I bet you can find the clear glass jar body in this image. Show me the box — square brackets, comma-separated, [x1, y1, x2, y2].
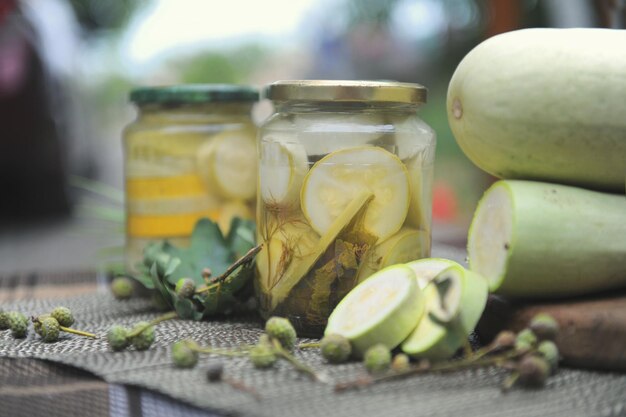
[256, 101, 436, 336]
[123, 102, 257, 271]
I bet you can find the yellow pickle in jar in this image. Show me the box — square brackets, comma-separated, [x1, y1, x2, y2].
[123, 84, 259, 271]
[256, 80, 436, 336]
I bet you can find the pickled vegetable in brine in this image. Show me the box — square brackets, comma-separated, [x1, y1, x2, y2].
[256, 136, 433, 336]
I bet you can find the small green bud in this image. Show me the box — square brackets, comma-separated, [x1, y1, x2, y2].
[172, 340, 199, 368]
[130, 322, 155, 351]
[33, 314, 51, 336]
[391, 353, 411, 372]
[518, 355, 550, 388]
[0, 310, 10, 330]
[515, 329, 537, 350]
[529, 313, 559, 341]
[265, 316, 297, 351]
[537, 340, 559, 373]
[492, 330, 516, 349]
[39, 317, 60, 343]
[258, 334, 272, 346]
[249, 343, 277, 369]
[111, 277, 134, 300]
[320, 334, 352, 364]
[8, 312, 28, 338]
[206, 363, 224, 382]
[363, 344, 392, 374]
[51, 306, 74, 327]
[175, 278, 196, 299]
[107, 325, 130, 351]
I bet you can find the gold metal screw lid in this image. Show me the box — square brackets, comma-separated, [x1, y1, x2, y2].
[265, 80, 427, 104]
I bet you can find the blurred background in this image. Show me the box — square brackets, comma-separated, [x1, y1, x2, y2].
[0, 0, 623, 274]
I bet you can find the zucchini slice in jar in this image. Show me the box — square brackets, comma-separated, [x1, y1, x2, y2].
[196, 129, 257, 200]
[300, 146, 410, 241]
[357, 228, 427, 283]
[259, 135, 309, 207]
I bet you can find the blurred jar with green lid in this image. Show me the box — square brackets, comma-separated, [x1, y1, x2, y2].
[123, 84, 259, 271]
[256, 80, 436, 336]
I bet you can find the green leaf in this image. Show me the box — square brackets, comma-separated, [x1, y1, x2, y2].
[173, 297, 203, 320]
[227, 218, 256, 257]
[129, 217, 258, 320]
[222, 262, 255, 294]
[187, 219, 233, 280]
[164, 257, 182, 278]
[150, 263, 173, 305]
[132, 263, 155, 289]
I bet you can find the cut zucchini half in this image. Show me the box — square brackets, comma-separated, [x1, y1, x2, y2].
[401, 264, 489, 360]
[301, 146, 410, 241]
[405, 258, 461, 289]
[197, 129, 257, 201]
[259, 135, 309, 206]
[325, 264, 425, 357]
[399, 283, 447, 357]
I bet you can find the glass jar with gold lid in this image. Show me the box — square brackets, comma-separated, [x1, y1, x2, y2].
[256, 80, 436, 336]
[124, 84, 259, 271]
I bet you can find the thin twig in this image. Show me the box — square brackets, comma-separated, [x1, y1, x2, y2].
[127, 311, 178, 338]
[223, 377, 262, 401]
[272, 339, 327, 383]
[335, 349, 528, 392]
[196, 245, 262, 294]
[60, 326, 98, 339]
[297, 342, 321, 349]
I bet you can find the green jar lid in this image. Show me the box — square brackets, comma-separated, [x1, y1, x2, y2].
[129, 84, 259, 105]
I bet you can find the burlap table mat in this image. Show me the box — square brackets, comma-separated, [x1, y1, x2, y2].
[1, 284, 625, 417]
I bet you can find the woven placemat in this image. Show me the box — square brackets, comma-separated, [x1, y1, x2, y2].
[1, 292, 625, 417]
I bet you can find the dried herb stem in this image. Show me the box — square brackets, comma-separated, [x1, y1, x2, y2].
[297, 342, 321, 349]
[501, 371, 520, 392]
[59, 326, 98, 339]
[223, 376, 261, 401]
[196, 245, 262, 294]
[272, 340, 327, 383]
[192, 345, 253, 357]
[127, 311, 178, 338]
[335, 348, 529, 392]
[467, 340, 507, 361]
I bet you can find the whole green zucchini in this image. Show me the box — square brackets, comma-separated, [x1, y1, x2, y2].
[468, 180, 626, 298]
[447, 28, 626, 192]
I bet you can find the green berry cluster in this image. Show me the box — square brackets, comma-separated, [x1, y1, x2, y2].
[2, 311, 29, 339]
[172, 339, 200, 368]
[175, 278, 196, 299]
[168, 316, 321, 382]
[106, 311, 177, 352]
[319, 334, 352, 364]
[496, 312, 561, 390]
[32, 306, 95, 343]
[249, 342, 277, 368]
[0, 310, 11, 331]
[107, 325, 130, 351]
[111, 277, 134, 300]
[51, 306, 75, 327]
[107, 321, 156, 351]
[364, 344, 392, 374]
[265, 317, 297, 351]
[1, 306, 95, 342]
